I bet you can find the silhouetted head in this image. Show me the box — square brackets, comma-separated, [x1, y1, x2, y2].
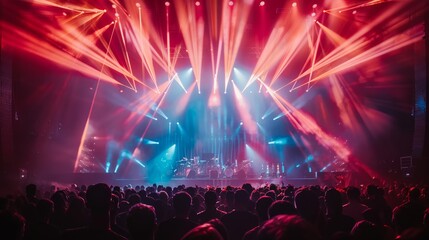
[181, 223, 223, 240]
[204, 190, 218, 207]
[173, 191, 192, 217]
[25, 184, 37, 198]
[294, 188, 320, 223]
[127, 203, 157, 240]
[346, 186, 361, 201]
[86, 183, 112, 215]
[234, 189, 250, 210]
[325, 188, 343, 215]
[128, 193, 141, 207]
[256, 196, 274, 221]
[268, 200, 297, 219]
[409, 187, 421, 202]
[351, 220, 382, 240]
[207, 219, 228, 240]
[258, 214, 321, 240]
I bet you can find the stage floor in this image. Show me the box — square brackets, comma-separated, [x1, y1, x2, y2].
[44, 172, 320, 188]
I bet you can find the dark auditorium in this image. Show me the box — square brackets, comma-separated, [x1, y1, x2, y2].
[1, 0, 429, 239]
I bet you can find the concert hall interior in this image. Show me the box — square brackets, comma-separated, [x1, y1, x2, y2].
[1, 0, 428, 187]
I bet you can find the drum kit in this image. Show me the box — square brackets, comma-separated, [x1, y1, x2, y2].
[174, 157, 252, 178]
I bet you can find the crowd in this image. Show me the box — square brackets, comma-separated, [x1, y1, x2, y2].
[0, 181, 429, 240]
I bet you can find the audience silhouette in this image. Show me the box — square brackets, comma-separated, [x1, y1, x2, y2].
[1, 181, 428, 240]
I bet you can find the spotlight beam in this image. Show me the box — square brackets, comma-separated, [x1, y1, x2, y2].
[175, 0, 204, 91]
[222, 0, 254, 92]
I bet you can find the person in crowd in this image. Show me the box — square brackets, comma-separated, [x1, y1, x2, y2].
[294, 186, 324, 234]
[196, 190, 226, 224]
[342, 186, 369, 221]
[0, 210, 26, 240]
[218, 190, 234, 213]
[243, 196, 273, 240]
[351, 220, 383, 240]
[25, 184, 38, 205]
[364, 185, 392, 226]
[221, 189, 258, 240]
[324, 188, 356, 237]
[64, 196, 88, 229]
[62, 183, 127, 240]
[156, 191, 197, 240]
[24, 198, 60, 240]
[393, 187, 425, 234]
[115, 193, 141, 232]
[50, 190, 67, 230]
[257, 214, 321, 240]
[126, 203, 157, 240]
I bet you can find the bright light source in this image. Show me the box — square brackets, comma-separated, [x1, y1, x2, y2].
[259, 1, 265, 6]
[240, 122, 243, 125]
[165, 1, 170, 6]
[312, 4, 317, 8]
[136, 3, 141, 8]
[176, 122, 179, 125]
[195, 1, 200, 6]
[292, 2, 297, 7]
[352, 10, 357, 14]
[229, 1, 234, 6]
[115, 13, 119, 17]
[112, 4, 116, 8]
[311, 12, 316, 17]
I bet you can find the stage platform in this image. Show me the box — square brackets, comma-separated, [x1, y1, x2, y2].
[42, 173, 325, 188]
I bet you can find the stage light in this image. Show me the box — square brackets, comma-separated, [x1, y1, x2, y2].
[165, 1, 170, 7]
[229, 1, 234, 6]
[240, 122, 243, 125]
[259, 1, 265, 6]
[195, 1, 200, 6]
[312, 4, 317, 9]
[115, 13, 119, 18]
[292, 2, 297, 7]
[352, 10, 357, 14]
[311, 12, 316, 17]
[112, 4, 116, 8]
[136, 3, 141, 8]
[105, 162, 110, 173]
[176, 122, 179, 125]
